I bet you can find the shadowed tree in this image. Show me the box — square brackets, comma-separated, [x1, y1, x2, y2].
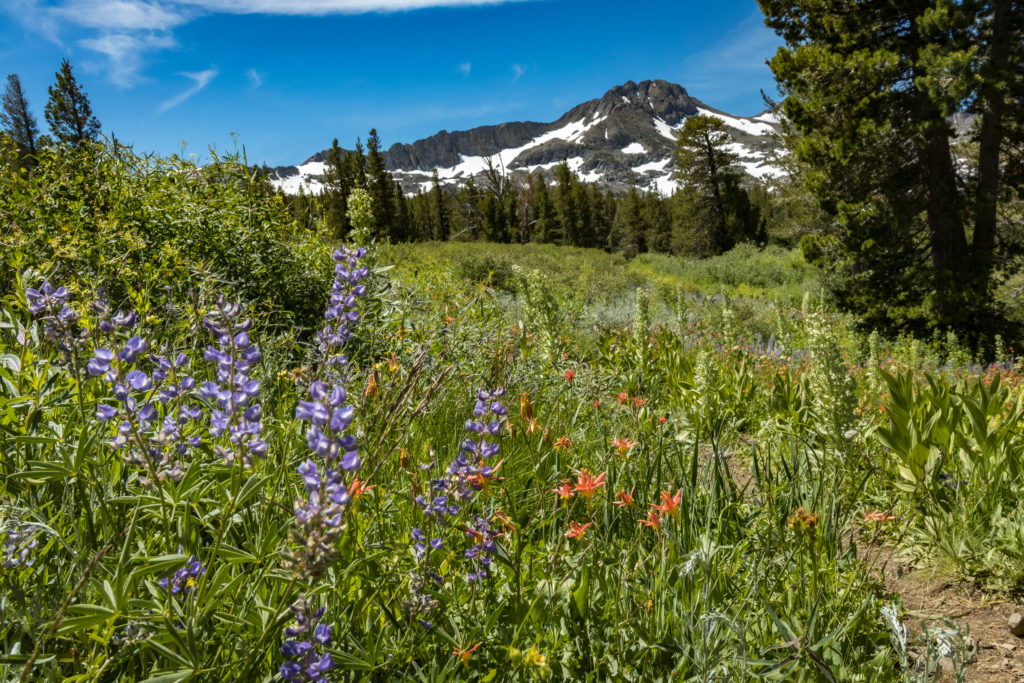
[760, 0, 1024, 336]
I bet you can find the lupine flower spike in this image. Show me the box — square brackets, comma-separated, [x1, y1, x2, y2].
[200, 296, 266, 468]
[280, 596, 334, 682]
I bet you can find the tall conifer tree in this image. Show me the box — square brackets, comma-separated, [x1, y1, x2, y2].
[760, 0, 1024, 334]
[1, 74, 39, 158]
[44, 59, 101, 146]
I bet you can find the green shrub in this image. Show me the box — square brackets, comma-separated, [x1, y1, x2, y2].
[0, 140, 332, 331]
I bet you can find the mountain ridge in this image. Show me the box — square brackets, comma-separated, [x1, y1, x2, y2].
[269, 79, 785, 197]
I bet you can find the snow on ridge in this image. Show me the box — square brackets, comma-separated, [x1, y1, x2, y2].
[520, 157, 584, 174]
[621, 142, 646, 155]
[735, 159, 787, 180]
[633, 158, 670, 174]
[753, 111, 780, 125]
[274, 174, 324, 195]
[298, 160, 326, 176]
[695, 107, 776, 136]
[430, 116, 606, 181]
[653, 117, 679, 140]
[651, 174, 679, 197]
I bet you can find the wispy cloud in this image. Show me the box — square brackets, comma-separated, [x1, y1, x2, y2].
[677, 10, 782, 109]
[3, 0, 536, 86]
[458, 61, 471, 76]
[511, 63, 524, 82]
[176, 0, 532, 14]
[54, 0, 187, 30]
[157, 68, 218, 113]
[246, 68, 264, 88]
[78, 32, 176, 87]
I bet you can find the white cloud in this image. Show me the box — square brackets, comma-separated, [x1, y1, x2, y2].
[175, 0, 530, 13]
[511, 63, 524, 82]
[458, 61, 471, 76]
[54, 0, 186, 30]
[78, 32, 176, 87]
[4, 0, 535, 86]
[157, 68, 218, 113]
[246, 68, 263, 87]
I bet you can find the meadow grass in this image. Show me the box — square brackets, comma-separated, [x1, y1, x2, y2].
[3, 228, 1021, 681]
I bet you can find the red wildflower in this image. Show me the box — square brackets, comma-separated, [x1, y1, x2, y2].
[639, 510, 661, 528]
[348, 477, 375, 499]
[554, 481, 574, 500]
[650, 489, 682, 517]
[573, 469, 606, 498]
[565, 520, 593, 538]
[610, 437, 637, 456]
[453, 642, 482, 666]
[612, 488, 635, 508]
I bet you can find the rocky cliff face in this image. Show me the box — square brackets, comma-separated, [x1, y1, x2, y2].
[269, 80, 785, 197]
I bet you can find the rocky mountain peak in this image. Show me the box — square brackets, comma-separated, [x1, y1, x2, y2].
[269, 80, 785, 197]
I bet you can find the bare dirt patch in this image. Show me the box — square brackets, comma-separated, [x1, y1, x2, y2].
[863, 545, 1024, 681]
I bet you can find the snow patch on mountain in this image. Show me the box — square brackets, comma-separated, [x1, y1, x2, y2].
[268, 80, 787, 199]
[695, 107, 776, 136]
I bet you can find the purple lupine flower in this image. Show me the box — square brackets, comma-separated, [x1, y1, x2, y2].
[283, 465, 352, 580]
[24, 281, 86, 349]
[158, 554, 205, 596]
[85, 316, 201, 486]
[280, 596, 335, 683]
[284, 247, 373, 583]
[2, 522, 41, 569]
[414, 387, 507, 582]
[200, 296, 265, 469]
[315, 247, 370, 360]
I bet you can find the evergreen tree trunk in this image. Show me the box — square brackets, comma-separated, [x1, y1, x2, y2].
[973, 0, 1013, 280]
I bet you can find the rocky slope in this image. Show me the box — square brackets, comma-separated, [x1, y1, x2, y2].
[269, 79, 785, 197]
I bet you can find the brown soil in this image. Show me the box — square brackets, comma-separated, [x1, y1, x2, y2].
[862, 545, 1024, 682]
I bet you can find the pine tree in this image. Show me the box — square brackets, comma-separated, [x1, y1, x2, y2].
[553, 160, 580, 246]
[44, 59, 101, 146]
[613, 181, 645, 256]
[673, 114, 742, 254]
[322, 139, 351, 237]
[1, 74, 39, 158]
[760, 0, 1024, 335]
[365, 129, 396, 241]
[430, 169, 450, 241]
[531, 172, 556, 244]
[642, 191, 673, 254]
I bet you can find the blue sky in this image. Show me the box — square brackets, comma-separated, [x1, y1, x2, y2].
[0, 0, 783, 166]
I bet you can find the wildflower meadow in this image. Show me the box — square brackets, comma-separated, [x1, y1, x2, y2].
[3, 146, 1024, 681]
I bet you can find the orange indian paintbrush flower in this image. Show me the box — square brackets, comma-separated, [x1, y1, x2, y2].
[572, 469, 606, 498]
[347, 477, 375, 499]
[553, 481, 575, 500]
[650, 489, 682, 517]
[639, 509, 661, 528]
[610, 437, 637, 456]
[565, 520, 593, 538]
[452, 642, 482, 666]
[612, 488, 635, 508]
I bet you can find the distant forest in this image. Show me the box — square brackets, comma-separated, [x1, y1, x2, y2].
[270, 124, 784, 260]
